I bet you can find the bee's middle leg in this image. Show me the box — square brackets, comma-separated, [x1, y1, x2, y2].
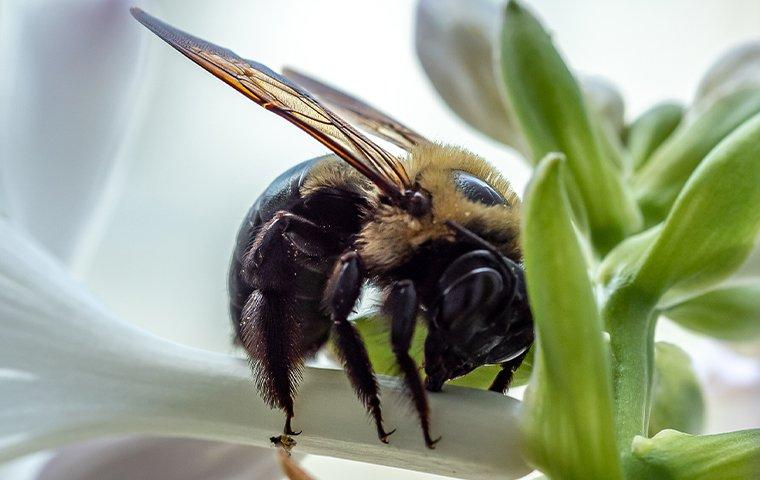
[324, 251, 395, 443]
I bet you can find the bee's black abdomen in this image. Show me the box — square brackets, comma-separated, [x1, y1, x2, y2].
[228, 157, 319, 330]
[228, 154, 367, 348]
[227, 154, 372, 431]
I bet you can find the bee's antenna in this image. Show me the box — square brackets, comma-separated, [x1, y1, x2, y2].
[444, 220, 521, 281]
[444, 220, 499, 255]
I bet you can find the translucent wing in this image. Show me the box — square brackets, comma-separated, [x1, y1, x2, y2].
[283, 68, 428, 151]
[131, 8, 411, 199]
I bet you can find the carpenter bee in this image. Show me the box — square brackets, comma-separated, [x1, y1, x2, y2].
[131, 8, 534, 449]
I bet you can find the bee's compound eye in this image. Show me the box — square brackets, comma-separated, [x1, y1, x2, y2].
[452, 170, 507, 206]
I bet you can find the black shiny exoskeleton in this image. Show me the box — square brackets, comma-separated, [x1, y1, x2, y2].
[131, 8, 534, 450]
[228, 155, 533, 447]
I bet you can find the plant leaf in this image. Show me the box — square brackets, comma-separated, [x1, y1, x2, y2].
[691, 41, 760, 117]
[661, 281, 760, 341]
[627, 102, 685, 171]
[648, 343, 705, 436]
[500, 0, 640, 252]
[632, 429, 760, 480]
[631, 111, 760, 299]
[521, 154, 621, 479]
[634, 88, 760, 225]
[352, 316, 532, 390]
[597, 225, 662, 288]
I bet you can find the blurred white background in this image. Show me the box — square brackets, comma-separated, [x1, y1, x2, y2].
[87, 0, 760, 352]
[1, 0, 759, 479]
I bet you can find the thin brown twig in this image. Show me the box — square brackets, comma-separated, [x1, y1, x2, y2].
[277, 448, 318, 480]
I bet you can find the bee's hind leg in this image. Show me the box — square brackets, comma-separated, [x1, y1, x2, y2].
[384, 280, 440, 449]
[239, 211, 336, 437]
[240, 289, 304, 436]
[324, 251, 395, 444]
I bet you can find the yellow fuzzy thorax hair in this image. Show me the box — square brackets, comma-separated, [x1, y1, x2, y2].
[356, 143, 522, 273]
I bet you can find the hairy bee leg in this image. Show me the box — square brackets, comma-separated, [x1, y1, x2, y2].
[245, 212, 330, 273]
[385, 280, 441, 449]
[240, 290, 303, 436]
[325, 251, 395, 444]
[488, 348, 531, 394]
[239, 211, 337, 437]
[488, 368, 512, 394]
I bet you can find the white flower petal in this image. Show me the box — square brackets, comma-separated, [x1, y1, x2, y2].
[704, 40, 760, 317]
[0, 452, 53, 480]
[0, 220, 530, 480]
[34, 437, 285, 480]
[581, 76, 626, 135]
[691, 41, 760, 118]
[734, 238, 760, 279]
[0, 0, 149, 268]
[415, 0, 529, 155]
[414, 0, 625, 156]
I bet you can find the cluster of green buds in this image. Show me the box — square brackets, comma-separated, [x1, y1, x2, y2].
[404, 0, 760, 478]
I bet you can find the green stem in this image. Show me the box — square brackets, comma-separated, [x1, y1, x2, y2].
[604, 286, 657, 475]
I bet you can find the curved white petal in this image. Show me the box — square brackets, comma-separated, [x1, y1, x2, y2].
[691, 41, 760, 118]
[415, 0, 528, 154]
[0, 452, 53, 480]
[34, 437, 285, 480]
[415, 0, 625, 156]
[734, 238, 760, 279]
[0, 0, 150, 268]
[0, 220, 530, 480]
[581, 76, 626, 136]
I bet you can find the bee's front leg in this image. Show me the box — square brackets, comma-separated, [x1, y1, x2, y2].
[324, 251, 395, 444]
[385, 280, 441, 449]
[489, 344, 531, 394]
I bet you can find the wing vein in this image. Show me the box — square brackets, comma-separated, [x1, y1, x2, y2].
[131, 7, 412, 201]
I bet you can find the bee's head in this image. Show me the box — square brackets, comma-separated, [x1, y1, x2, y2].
[356, 143, 524, 274]
[423, 249, 533, 391]
[406, 142, 523, 259]
[399, 188, 431, 218]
